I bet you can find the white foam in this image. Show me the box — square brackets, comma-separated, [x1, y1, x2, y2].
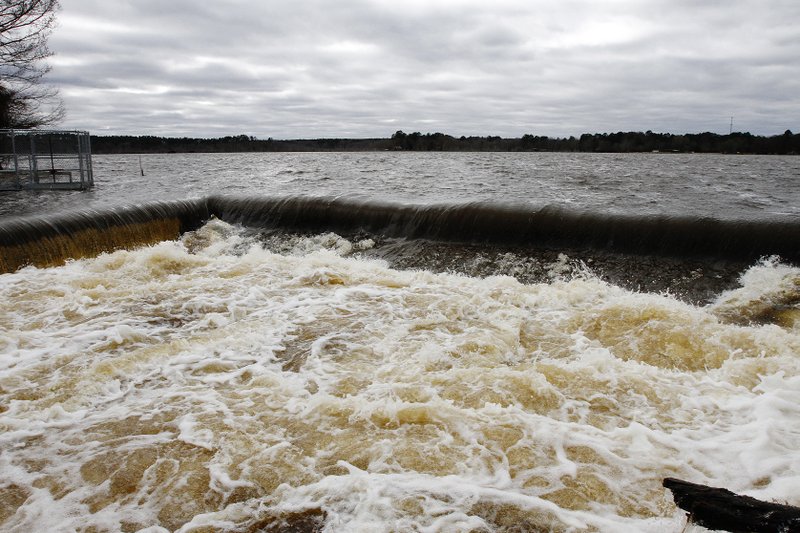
[1, 224, 798, 530]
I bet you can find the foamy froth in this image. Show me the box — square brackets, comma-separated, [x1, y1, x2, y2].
[1, 220, 798, 532]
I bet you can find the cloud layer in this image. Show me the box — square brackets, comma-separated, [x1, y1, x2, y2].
[48, 0, 800, 138]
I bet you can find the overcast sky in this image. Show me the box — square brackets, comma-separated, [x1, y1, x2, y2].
[48, 0, 799, 139]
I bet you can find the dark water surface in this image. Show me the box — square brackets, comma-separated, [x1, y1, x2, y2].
[1, 151, 798, 220]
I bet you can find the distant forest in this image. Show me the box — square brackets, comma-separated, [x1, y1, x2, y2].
[90, 130, 800, 155]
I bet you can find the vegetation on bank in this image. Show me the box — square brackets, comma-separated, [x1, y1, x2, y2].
[90, 130, 800, 154]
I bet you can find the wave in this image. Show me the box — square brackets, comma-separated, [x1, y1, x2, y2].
[209, 195, 800, 260]
[0, 199, 208, 273]
[1, 194, 798, 273]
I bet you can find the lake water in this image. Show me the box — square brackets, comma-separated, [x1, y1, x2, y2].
[0, 152, 799, 532]
[1, 151, 798, 220]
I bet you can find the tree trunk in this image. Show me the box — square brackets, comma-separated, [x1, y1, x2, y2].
[663, 477, 800, 532]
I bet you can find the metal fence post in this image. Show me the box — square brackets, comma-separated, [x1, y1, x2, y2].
[29, 133, 37, 185]
[77, 133, 84, 186]
[10, 130, 19, 188]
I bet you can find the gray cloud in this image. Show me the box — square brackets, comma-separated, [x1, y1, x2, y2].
[48, 0, 800, 138]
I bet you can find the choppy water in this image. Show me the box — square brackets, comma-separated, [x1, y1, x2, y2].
[0, 152, 799, 531]
[0, 152, 798, 220]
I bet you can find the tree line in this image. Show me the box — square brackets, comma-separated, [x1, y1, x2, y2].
[89, 135, 388, 154]
[89, 130, 800, 154]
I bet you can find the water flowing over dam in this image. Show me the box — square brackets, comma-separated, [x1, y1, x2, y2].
[1, 152, 798, 532]
[2, 195, 798, 274]
[0, 199, 208, 273]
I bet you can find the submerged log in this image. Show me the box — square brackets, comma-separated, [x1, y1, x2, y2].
[663, 477, 800, 532]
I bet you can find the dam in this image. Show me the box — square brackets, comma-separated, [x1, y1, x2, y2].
[1, 152, 798, 531]
[2, 195, 799, 275]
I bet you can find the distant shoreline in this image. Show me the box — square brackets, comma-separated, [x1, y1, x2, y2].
[89, 130, 799, 155]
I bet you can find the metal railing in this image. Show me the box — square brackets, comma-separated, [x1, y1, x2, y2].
[0, 129, 94, 191]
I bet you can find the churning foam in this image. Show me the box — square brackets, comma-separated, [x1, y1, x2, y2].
[1, 220, 798, 532]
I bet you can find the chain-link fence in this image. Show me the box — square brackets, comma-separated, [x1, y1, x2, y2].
[0, 129, 94, 190]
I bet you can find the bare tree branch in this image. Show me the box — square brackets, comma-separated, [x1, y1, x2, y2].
[0, 0, 63, 128]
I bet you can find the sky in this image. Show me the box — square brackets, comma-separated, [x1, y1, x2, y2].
[47, 0, 800, 139]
